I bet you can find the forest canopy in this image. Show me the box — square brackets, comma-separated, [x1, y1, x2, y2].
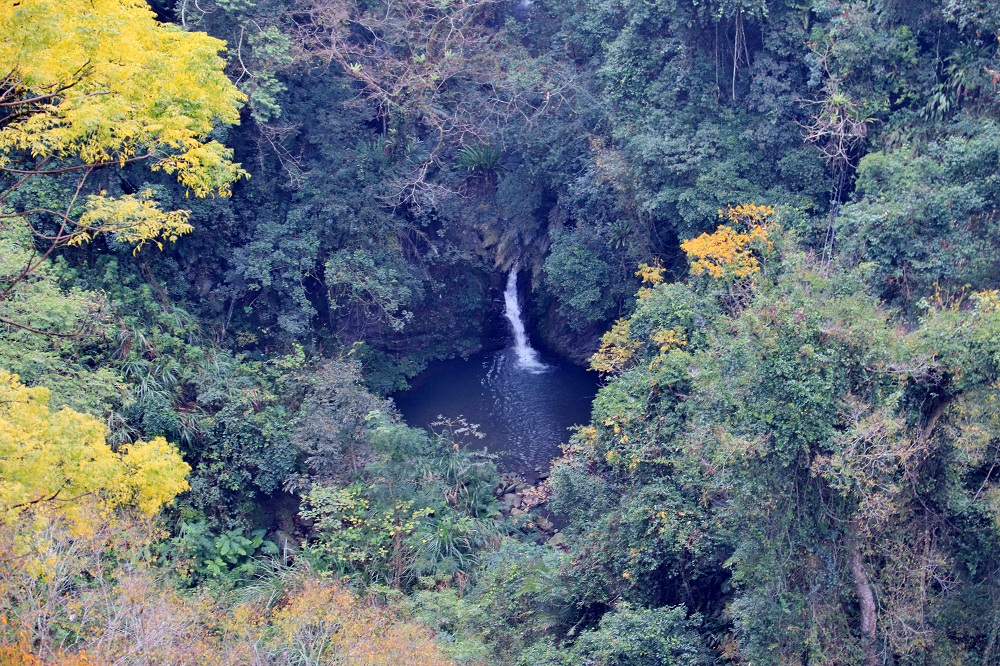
[3, 0, 1000, 664]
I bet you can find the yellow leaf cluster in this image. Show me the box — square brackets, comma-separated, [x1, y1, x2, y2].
[974, 289, 1000, 313]
[0, 0, 245, 180]
[635, 261, 666, 285]
[590, 318, 642, 375]
[0, 369, 190, 523]
[635, 261, 666, 300]
[650, 327, 687, 352]
[681, 204, 775, 280]
[646, 327, 688, 372]
[74, 189, 193, 252]
[720, 202, 775, 227]
[0, 642, 97, 666]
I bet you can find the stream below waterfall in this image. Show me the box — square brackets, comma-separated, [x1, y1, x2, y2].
[393, 270, 598, 477]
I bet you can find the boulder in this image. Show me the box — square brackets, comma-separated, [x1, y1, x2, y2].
[502, 493, 521, 508]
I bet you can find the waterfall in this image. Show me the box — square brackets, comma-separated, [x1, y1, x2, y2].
[504, 267, 547, 372]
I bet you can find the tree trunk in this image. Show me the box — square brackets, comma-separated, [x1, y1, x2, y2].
[848, 520, 878, 666]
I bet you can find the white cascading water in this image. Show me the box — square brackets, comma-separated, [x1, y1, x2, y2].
[504, 267, 547, 372]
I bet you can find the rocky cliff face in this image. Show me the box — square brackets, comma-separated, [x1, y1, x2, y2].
[533, 298, 602, 367]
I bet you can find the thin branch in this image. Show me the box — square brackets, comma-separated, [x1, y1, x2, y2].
[0, 152, 154, 175]
[0, 313, 97, 338]
[0, 167, 92, 302]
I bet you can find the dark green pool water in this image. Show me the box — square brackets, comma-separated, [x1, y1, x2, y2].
[393, 347, 598, 475]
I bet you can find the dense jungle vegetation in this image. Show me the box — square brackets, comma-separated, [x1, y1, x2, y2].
[3, 0, 1000, 663]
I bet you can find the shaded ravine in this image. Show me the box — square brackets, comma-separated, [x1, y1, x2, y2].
[394, 268, 597, 477]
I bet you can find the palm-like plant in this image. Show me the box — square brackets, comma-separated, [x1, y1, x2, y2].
[456, 143, 504, 186]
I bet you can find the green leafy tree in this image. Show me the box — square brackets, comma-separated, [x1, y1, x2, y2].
[543, 226, 634, 332]
[838, 121, 1000, 309]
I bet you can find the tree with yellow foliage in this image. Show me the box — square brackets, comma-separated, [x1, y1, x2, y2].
[680, 204, 775, 280]
[0, 369, 193, 662]
[0, 0, 247, 319]
[0, 369, 190, 522]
